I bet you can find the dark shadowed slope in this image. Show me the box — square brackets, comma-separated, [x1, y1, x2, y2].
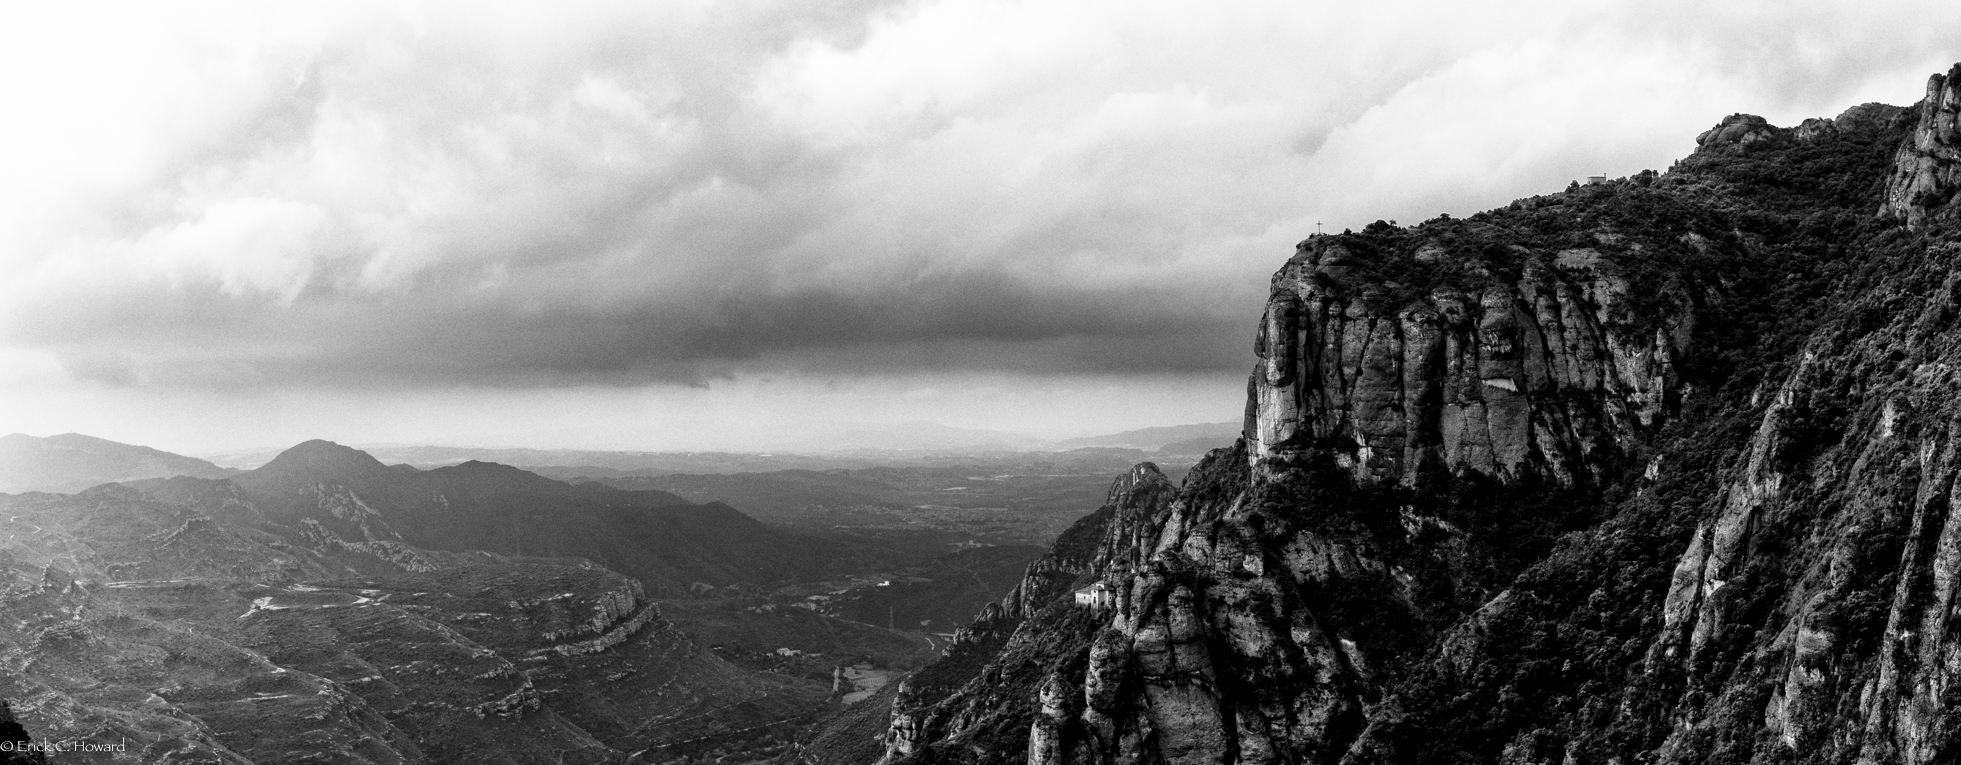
[0, 700, 47, 765]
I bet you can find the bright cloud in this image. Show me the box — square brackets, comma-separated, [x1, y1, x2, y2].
[0, 0, 1954, 450]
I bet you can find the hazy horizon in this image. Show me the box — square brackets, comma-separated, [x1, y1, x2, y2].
[3, 1, 1956, 454]
[8, 416, 1245, 466]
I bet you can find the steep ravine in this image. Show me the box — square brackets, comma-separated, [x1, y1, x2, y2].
[818, 63, 1961, 765]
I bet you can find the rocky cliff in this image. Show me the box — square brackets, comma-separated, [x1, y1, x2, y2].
[865, 467, 1172, 765]
[1246, 225, 1680, 487]
[828, 64, 1961, 765]
[1883, 64, 1961, 227]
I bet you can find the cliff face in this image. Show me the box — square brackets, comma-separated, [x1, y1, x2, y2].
[840, 65, 1961, 765]
[870, 466, 1175, 765]
[1246, 233, 1681, 487]
[1884, 64, 1961, 227]
[1634, 255, 1961, 765]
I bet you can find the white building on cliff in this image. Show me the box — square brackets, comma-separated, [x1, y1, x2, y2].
[1072, 581, 1114, 609]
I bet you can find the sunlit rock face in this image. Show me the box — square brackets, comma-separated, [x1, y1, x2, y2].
[1884, 64, 1961, 227]
[840, 64, 1961, 765]
[1245, 236, 1682, 486]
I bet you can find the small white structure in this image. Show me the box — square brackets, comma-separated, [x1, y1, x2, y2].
[1073, 582, 1115, 610]
[1585, 174, 1607, 185]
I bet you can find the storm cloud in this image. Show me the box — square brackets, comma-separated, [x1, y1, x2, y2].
[1, 0, 1957, 448]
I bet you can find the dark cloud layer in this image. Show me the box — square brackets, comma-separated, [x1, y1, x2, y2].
[2, 1, 1958, 450]
[24, 266, 1252, 388]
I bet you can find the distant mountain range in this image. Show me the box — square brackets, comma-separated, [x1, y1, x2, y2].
[0, 432, 236, 493]
[1047, 421, 1239, 451]
[0, 429, 1243, 761]
[187, 421, 1244, 475]
[8, 433, 889, 594]
[0, 441, 833, 762]
[138, 438, 844, 596]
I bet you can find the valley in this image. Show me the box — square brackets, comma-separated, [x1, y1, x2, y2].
[0, 429, 1226, 763]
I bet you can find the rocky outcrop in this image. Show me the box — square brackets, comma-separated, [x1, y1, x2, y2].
[540, 580, 646, 641]
[882, 679, 933, 763]
[869, 465, 1176, 765]
[964, 464, 1175, 633]
[1884, 64, 1961, 226]
[541, 602, 659, 657]
[865, 64, 1961, 765]
[1629, 242, 1961, 765]
[1013, 442, 1396, 765]
[1247, 237, 1684, 486]
[1028, 673, 1072, 765]
[1697, 113, 1782, 152]
[1092, 464, 1180, 576]
[1648, 349, 1809, 668]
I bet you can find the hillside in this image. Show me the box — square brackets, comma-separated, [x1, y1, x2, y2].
[0, 441, 958, 763]
[0, 483, 823, 764]
[814, 64, 1961, 765]
[197, 439, 841, 596]
[0, 433, 235, 493]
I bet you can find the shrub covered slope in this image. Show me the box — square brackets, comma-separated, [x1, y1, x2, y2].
[818, 65, 1961, 765]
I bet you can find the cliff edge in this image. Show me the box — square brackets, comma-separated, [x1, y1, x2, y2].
[808, 64, 1961, 765]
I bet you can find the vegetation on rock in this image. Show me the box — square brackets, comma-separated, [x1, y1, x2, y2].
[819, 66, 1961, 765]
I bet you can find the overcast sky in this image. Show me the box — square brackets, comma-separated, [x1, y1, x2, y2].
[0, 0, 1954, 454]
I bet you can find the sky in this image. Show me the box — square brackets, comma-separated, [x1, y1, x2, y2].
[0, 0, 1955, 455]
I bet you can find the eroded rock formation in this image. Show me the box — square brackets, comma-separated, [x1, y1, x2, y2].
[1246, 237, 1681, 486]
[1884, 64, 1961, 226]
[836, 62, 1961, 765]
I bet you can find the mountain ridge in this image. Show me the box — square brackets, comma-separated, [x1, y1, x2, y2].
[1051, 422, 1241, 452]
[0, 436, 946, 763]
[0, 482, 823, 763]
[196, 439, 836, 595]
[0, 432, 237, 493]
[822, 63, 1961, 765]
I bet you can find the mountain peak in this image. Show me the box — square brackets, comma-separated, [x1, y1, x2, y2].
[243, 440, 391, 485]
[428, 459, 563, 491]
[43, 432, 126, 447]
